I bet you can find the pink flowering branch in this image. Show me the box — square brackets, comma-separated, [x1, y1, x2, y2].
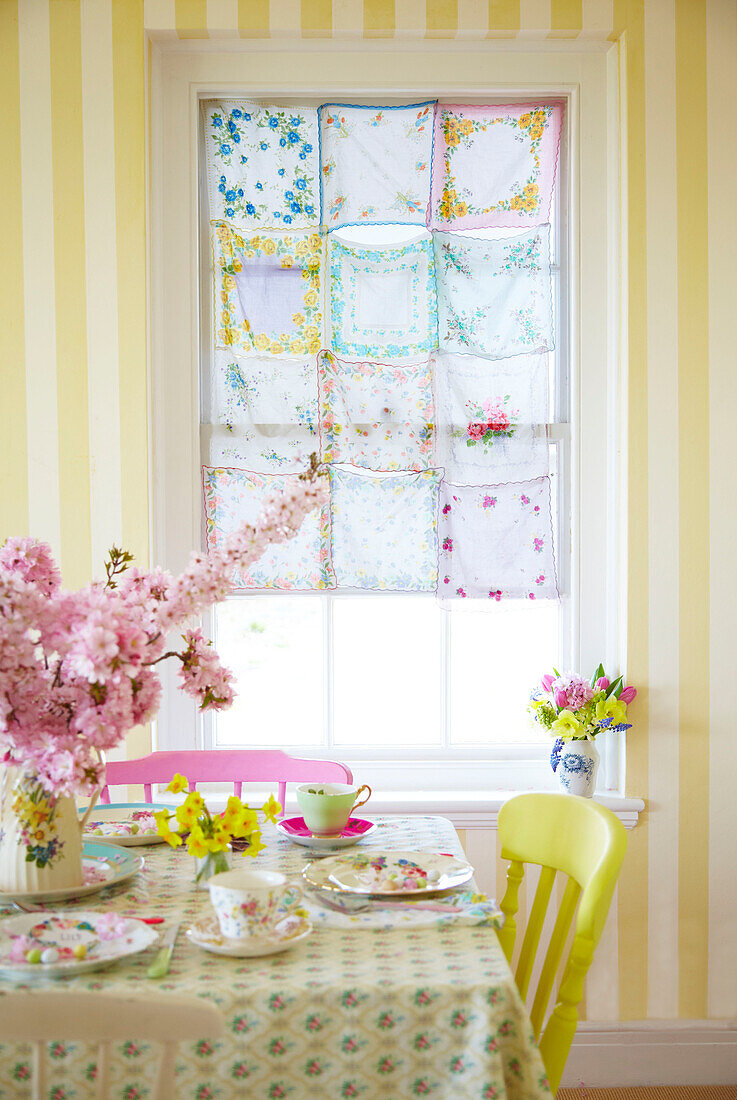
[0, 459, 328, 797]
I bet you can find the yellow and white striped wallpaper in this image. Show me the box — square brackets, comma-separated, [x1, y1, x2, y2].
[1, 0, 736, 1024]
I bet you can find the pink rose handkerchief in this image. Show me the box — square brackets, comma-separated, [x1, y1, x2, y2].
[213, 222, 325, 358]
[434, 228, 553, 359]
[430, 103, 563, 230]
[320, 102, 434, 228]
[329, 236, 437, 360]
[434, 352, 549, 483]
[330, 466, 442, 591]
[318, 351, 434, 470]
[204, 101, 319, 230]
[202, 466, 334, 589]
[438, 478, 558, 600]
[206, 352, 318, 472]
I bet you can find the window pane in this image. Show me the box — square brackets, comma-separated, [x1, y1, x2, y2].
[213, 597, 324, 747]
[449, 601, 559, 743]
[332, 596, 443, 746]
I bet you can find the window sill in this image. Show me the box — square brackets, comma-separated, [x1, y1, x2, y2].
[152, 787, 643, 830]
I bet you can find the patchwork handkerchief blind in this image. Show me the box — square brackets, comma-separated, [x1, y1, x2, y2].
[203, 98, 563, 599]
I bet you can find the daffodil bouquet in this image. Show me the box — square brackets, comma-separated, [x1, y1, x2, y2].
[154, 773, 281, 881]
[529, 663, 637, 741]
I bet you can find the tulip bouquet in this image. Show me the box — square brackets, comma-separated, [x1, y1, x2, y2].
[529, 663, 637, 742]
[154, 773, 282, 882]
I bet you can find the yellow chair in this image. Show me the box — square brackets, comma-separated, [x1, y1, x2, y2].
[497, 793, 627, 1095]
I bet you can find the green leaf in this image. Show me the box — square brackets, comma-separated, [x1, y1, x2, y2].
[552, 667, 560, 677]
[591, 663, 605, 686]
[606, 676, 623, 698]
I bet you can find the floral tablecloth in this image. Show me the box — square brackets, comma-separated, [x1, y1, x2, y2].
[0, 816, 551, 1100]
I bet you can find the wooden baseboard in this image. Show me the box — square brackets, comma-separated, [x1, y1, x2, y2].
[562, 1022, 737, 1087]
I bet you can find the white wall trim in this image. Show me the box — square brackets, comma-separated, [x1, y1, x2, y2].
[562, 1021, 737, 1087]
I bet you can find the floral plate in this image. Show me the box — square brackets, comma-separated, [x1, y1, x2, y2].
[187, 914, 312, 958]
[79, 802, 168, 846]
[276, 816, 376, 851]
[0, 910, 158, 981]
[0, 843, 144, 904]
[303, 850, 473, 897]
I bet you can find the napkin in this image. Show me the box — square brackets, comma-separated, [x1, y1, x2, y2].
[305, 890, 504, 932]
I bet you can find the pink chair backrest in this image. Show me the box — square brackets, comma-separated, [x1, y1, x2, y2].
[100, 750, 353, 813]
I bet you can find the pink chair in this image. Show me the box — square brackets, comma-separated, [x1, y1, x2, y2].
[99, 750, 353, 815]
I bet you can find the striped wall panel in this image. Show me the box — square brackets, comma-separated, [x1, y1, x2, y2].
[1, 0, 736, 1023]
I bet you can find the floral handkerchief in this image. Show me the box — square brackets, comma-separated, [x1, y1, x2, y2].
[318, 351, 434, 470]
[204, 101, 319, 230]
[430, 103, 563, 230]
[206, 352, 318, 471]
[319, 102, 434, 228]
[330, 467, 441, 591]
[438, 478, 558, 600]
[213, 222, 325, 358]
[329, 237, 437, 360]
[434, 227, 553, 359]
[434, 352, 549, 483]
[202, 466, 334, 590]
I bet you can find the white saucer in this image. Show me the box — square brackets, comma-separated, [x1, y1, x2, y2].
[186, 914, 312, 958]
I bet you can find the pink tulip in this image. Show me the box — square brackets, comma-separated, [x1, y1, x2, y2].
[541, 674, 555, 693]
[619, 685, 637, 704]
[595, 676, 610, 691]
[553, 687, 568, 708]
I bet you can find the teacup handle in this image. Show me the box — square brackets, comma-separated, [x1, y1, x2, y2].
[351, 784, 372, 811]
[279, 883, 304, 917]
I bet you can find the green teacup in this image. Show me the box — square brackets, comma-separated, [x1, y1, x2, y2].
[296, 783, 372, 837]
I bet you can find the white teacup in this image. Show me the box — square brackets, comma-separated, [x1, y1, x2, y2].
[208, 869, 303, 940]
[296, 782, 372, 837]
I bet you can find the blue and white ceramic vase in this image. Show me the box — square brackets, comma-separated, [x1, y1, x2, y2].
[556, 739, 599, 797]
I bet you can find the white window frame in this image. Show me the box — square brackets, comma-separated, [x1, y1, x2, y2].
[150, 44, 624, 796]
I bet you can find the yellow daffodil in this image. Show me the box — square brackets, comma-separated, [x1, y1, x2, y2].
[154, 810, 183, 848]
[205, 819, 231, 853]
[175, 791, 206, 831]
[262, 794, 282, 825]
[551, 709, 583, 739]
[595, 697, 627, 726]
[243, 829, 266, 858]
[186, 824, 210, 859]
[166, 773, 189, 795]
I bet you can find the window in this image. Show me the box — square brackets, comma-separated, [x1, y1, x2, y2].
[152, 52, 620, 795]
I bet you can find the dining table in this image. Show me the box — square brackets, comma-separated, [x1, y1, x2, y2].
[0, 814, 551, 1100]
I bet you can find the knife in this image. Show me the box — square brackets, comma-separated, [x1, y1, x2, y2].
[147, 922, 180, 979]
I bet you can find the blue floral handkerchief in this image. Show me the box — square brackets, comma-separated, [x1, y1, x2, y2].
[319, 102, 435, 228]
[213, 222, 325, 358]
[438, 478, 558, 600]
[202, 466, 334, 590]
[207, 351, 318, 472]
[434, 351, 550, 483]
[434, 227, 553, 360]
[329, 237, 437, 360]
[318, 350, 435, 471]
[330, 467, 442, 591]
[205, 101, 319, 230]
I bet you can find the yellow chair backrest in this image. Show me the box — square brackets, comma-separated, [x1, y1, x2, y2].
[497, 793, 627, 1095]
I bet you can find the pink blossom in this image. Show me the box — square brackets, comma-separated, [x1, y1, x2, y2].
[0, 466, 327, 797]
[8, 934, 32, 962]
[96, 913, 128, 940]
[553, 687, 568, 708]
[466, 422, 485, 441]
[595, 676, 610, 691]
[486, 409, 510, 433]
[619, 685, 637, 704]
[541, 674, 555, 693]
[552, 674, 594, 711]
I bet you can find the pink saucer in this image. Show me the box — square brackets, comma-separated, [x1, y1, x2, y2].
[277, 816, 376, 850]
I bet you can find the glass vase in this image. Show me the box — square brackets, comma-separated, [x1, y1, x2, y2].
[194, 847, 231, 888]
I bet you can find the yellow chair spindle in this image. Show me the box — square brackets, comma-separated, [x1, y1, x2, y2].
[497, 857, 524, 964]
[529, 875, 581, 1037]
[515, 865, 557, 1001]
